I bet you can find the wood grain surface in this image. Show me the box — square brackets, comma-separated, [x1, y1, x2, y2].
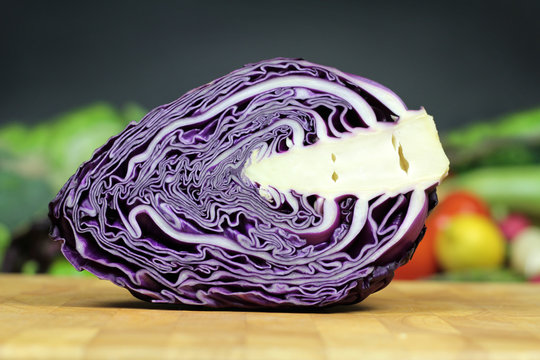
[1, 274, 539, 360]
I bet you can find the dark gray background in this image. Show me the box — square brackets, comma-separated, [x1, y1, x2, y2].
[1, 0, 539, 131]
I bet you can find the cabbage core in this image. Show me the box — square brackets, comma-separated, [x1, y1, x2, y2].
[245, 108, 448, 200]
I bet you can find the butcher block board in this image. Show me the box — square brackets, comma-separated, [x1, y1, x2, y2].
[0, 275, 539, 360]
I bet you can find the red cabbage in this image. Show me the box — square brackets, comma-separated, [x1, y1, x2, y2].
[49, 58, 449, 308]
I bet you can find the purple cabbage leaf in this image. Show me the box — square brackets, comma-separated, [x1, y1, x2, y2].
[49, 58, 449, 308]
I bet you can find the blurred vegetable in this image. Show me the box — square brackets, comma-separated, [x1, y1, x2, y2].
[441, 166, 540, 218]
[434, 108, 540, 282]
[48, 258, 93, 277]
[21, 260, 38, 275]
[499, 214, 531, 241]
[0, 102, 146, 273]
[430, 268, 525, 282]
[1, 218, 58, 273]
[444, 107, 540, 172]
[0, 170, 54, 233]
[395, 191, 490, 279]
[432, 190, 491, 221]
[435, 213, 506, 271]
[0, 224, 9, 267]
[510, 227, 540, 279]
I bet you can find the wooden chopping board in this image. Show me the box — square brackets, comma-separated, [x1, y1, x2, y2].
[0, 274, 539, 360]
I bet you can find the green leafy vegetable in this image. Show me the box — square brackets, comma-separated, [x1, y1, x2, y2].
[443, 108, 540, 172]
[0, 170, 54, 232]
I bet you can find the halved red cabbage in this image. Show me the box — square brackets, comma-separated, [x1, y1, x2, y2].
[49, 58, 449, 308]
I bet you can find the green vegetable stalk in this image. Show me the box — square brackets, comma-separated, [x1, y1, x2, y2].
[441, 166, 540, 218]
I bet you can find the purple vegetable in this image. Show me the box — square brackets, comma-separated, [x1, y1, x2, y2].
[49, 58, 449, 308]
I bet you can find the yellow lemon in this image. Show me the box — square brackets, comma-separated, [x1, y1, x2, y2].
[435, 213, 506, 271]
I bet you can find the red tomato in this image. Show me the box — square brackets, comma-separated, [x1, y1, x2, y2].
[394, 191, 491, 280]
[394, 216, 438, 280]
[433, 190, 491, 227]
